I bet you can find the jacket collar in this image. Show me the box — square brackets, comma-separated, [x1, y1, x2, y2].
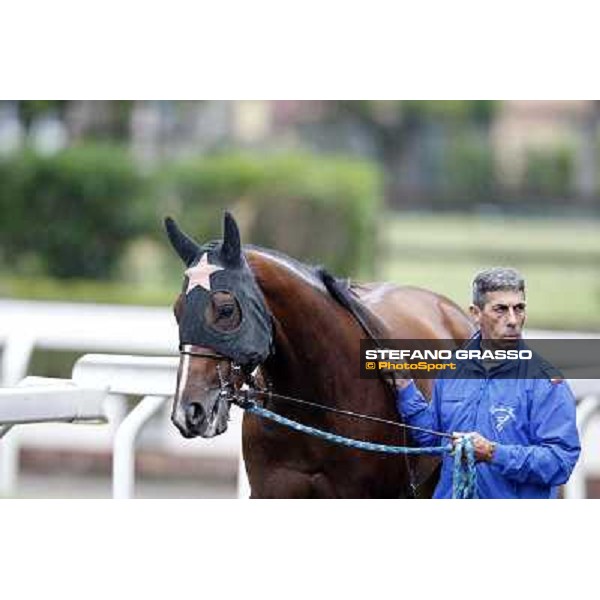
[457, 331, 528, 378]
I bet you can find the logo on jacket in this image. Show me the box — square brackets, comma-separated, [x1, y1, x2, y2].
[490, 406, 516, 432]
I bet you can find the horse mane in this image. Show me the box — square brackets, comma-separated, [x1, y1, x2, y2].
[315, 267, 391, 342]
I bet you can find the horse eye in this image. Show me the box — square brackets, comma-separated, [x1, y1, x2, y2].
[206, 292, 241, 332]
[218, 304, 235, 319]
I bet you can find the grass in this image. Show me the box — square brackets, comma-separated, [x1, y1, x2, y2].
[378, 212, 600, 331]
[0, 276, 173, 306]
[382, 212, 600, 259]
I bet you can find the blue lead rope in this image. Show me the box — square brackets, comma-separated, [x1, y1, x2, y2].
[452, 435, 478, 499]
[244, 402, 478, 499]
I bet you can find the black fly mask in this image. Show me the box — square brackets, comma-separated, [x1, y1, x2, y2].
[165, 212, 273, 369]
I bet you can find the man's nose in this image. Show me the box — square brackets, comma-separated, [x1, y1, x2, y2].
[506, 308, 518, 326]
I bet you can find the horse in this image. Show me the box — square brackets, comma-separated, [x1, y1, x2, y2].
[165, 211, 474, 498]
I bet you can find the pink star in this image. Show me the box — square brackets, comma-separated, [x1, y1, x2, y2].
[185, 253, 224, 294]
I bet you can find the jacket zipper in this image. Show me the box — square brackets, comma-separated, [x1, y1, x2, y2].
[475, 376, 489, 431]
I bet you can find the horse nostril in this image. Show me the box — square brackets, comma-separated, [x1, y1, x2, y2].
[186, 402, 206, 429]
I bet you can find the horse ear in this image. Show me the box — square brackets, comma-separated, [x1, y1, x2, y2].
[164, 217, 200, 266]
[221, 211, 242, 267]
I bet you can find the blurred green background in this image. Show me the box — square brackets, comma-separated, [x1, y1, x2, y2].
[1, 100, 599, 330]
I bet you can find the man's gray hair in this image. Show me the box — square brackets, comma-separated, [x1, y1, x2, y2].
[472, 267, 525, 308]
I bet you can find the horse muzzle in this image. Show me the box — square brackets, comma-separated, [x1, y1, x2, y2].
[172, 388, 230, 439]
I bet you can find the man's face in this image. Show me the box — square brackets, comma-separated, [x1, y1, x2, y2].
[469, 289, 526, 342]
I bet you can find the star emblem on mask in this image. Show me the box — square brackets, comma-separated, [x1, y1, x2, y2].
[185, 253, 224, 294]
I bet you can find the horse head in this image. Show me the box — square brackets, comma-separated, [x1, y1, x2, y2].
[165, 211, 273, 438]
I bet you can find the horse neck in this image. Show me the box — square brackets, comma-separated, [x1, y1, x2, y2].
[246, 250, 356, 396]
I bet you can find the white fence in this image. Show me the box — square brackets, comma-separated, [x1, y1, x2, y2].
[0, 376, 107, 429]
[0, 373, 111, 492]
[0, 299, 243, 498]
[0, 298, 178, 386]
[1, 353, 247, 499]
[1, 299, 599, 499]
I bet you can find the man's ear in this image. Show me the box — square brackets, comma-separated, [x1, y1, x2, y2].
[469, 304, 481, 324]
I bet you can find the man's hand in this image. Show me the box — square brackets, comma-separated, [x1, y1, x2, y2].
[380, 368, 413, 391]
[452, 432, 496, 462]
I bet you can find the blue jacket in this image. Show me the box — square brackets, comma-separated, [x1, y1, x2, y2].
[396, 334, 581, 499]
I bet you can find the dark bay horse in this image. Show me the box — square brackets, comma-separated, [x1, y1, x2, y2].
[165, 212, 474, 498]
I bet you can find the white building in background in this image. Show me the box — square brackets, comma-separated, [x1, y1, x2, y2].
[491, 100, 600, 197]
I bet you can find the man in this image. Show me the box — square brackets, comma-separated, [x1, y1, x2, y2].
[392, 267, 581, 499]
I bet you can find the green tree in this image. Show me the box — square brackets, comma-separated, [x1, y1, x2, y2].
[0, 144, 146, 279]
[17, 101, 66, 129]
[329, 101, 498, 207]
